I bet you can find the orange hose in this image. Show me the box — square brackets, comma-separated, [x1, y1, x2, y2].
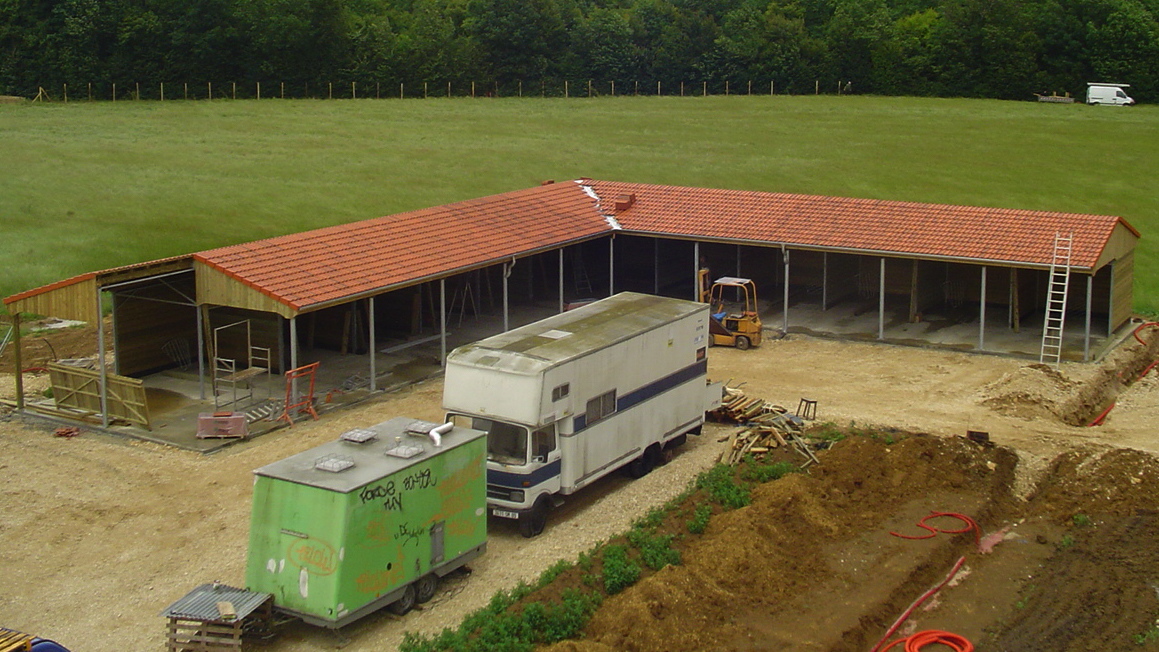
[1133, 321, 1159, 346]
[1087, 402, 1115, 427]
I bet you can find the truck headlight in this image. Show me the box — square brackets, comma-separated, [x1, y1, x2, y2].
[509, 490, 525, 502]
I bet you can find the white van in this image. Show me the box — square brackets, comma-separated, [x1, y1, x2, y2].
[1087, 83, 1134, 106]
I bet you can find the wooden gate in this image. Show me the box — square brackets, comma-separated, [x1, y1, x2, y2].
[48, 362, 151, 429]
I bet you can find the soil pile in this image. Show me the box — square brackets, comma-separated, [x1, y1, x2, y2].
[546, 434, 1159, 652]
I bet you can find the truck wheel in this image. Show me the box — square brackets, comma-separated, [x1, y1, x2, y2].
[627, 447, 658, 478]
[735, 335, 751, 350]
[519, 496, 550, 538]
[415, 574, 439, 604]
[387, 583, 417, 615]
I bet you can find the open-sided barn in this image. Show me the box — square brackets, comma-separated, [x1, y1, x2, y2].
[3, 179, 1140, 436]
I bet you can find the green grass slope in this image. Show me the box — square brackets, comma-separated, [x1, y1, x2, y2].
[1, 95, 1155, 310]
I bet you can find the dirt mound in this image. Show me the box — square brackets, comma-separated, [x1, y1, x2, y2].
[543, 433, 1159, 651]
[551, 435, 1017, 652]
[980, 363, 1080, 421]
[981, 329, 1159, 426]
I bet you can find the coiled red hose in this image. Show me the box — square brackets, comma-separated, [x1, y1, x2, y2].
[881, 630, 974, 651]
[890, 512, 981, 549]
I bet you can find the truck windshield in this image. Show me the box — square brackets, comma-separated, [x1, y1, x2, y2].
[448, 414, 528, 464]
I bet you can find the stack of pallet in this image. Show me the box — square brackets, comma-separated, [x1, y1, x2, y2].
[710, 384, 786, 423]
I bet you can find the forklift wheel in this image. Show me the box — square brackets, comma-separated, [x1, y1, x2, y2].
[735, 335, 751, 350]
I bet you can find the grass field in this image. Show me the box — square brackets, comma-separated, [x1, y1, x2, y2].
[2, 95, 1156, 311]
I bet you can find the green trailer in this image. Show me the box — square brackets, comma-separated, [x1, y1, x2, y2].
[245, 417, 487, 628]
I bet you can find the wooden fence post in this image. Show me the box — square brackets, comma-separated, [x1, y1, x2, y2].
[135, 82, 140, 99]
[63, 83, 67, 102]
[257, 81, 261, 99]
[611, 80, 615, 96]
[657, 80, 661, 96]
[400, 83, 404, 99]
[680, 81, 684, 97]
[565, 80, 569, 98]
[113, 82, 117, 102]
[703, 81, 707, 96]
[281, 82, 285, 99]
[519, 80, 522, 97]
[232, 81, 236, 99]
[471, 81, 475, 98]
[328, 82, 332, 99]
[88, 82, 92, 101]
[160, 82, 164, 101]
[424, 82, 428, 98]
[184, 82, 188, 100]
[208, 81, 212, 100]
[352, 81, 356, 99]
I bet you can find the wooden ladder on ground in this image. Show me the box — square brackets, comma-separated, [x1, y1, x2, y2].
[1039, 232, 1074, 366]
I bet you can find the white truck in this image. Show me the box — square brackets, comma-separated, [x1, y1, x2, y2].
[1087, 83, 1134, 105]
[443, 292, 722, 537]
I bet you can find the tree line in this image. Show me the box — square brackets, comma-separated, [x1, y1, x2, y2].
[2, 0, 1157, 102]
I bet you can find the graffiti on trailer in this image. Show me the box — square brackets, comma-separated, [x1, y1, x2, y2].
[402, 468, 438, 491]
[360, 480, 403, 511]
[288, 538, 338, 575]
[394, 522, 428, 547]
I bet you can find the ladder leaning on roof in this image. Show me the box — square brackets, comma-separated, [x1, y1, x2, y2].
[1040, 232, 1074, 366]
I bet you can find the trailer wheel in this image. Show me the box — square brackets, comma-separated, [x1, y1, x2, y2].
[735, 335, 751, 350]
[415, 574, 439, 603]
[627, 446, 659, 478]
[387, 583, 417, 615]
[519, 496, 550, 538]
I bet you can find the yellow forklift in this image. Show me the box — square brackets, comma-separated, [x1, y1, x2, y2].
[699, 272, 763, 350]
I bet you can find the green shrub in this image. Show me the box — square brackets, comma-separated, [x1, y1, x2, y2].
[687, 504, 712, 534]
[1073, 513, 1093, 527]
[536, 559, 573, 587]
[696, 463, 750, 508]
[627, 528, 681, 571]
[523, 589, 602, 643]
[602, 544, 641, 594]
[741, 459, 797, 483]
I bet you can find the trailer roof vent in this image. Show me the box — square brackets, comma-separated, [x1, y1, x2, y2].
[314, 453, 355, 473]
[404, 420, 440, 437]
[340, 428, 378, 444]
[539, 329, 572, 340]
[386, 435, 425, 459]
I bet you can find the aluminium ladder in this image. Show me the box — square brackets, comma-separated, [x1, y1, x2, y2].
[1039, 232, 1074, 366]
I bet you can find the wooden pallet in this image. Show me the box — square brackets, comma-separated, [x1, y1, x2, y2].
[166, 617, 243, 651]
[0, 629, 33, 652]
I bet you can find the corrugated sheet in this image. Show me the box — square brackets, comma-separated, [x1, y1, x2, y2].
[161, 583, 271, 621]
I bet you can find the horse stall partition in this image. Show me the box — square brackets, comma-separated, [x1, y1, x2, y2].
[48, 362, 151, 429]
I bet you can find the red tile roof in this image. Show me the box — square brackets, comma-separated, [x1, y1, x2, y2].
[589, 180, 1137, 270]
[193, 181, 607, 311]
[6, 179, 1139, 315]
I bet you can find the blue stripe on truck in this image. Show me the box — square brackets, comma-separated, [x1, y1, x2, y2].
[573, 359, 707, 433]
[488, 459, 562, 488]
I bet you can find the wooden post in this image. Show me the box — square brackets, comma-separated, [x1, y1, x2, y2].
[815, 80, 819, 94]
[96, 285, 109, 428]
[519, 80, 522, 97]
[281, 82, 285, 99]
[328, 82, 332, 99]
[400, 83, 404, 99]
[113, 82, 116, 102]
[564, 80, 568, 98]
[703, 81, 707, 96]
[88, 82, 92, 101]
[771, 80, 774, 95]
[424, 82, 428, 98]
[635, 80, 639, 95]
[748, 80, 752, 95]
[448, 81, 452, 98]
[878, 258, 886, 340]
[208, 81, 212, 100]
[657, 81, 661, 95]
[63, 83, 67, 102]
[909, 260, 920, 322]
[588, 79, 592, 97]
[1011, 268, 1020, 333]
[184, 82, 188, 100]
[725, 80, 729, 95]
[160, 82, 164, 101]
[256, 81, 260, 99]
[136, 82, 140, 99]
[978, 266, 987, 351]
[232, 81, 236, 99]
[352, 81, 356, 99]
[611, 80, 615, 96]
[369, 297, 376, 391]
[12, 312, 23, 412]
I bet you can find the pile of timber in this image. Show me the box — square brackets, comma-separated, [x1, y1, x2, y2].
[713, 384, 819, 468]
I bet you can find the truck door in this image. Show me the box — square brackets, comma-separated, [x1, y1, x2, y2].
[529, 425, 562, 493]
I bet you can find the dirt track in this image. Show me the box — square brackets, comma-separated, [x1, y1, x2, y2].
[3, 331, 1159, 650]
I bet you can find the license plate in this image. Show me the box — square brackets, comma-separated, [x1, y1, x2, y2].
[493, 509, 520, 520]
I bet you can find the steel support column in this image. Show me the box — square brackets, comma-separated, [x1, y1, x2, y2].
[978, 266, 987, 351]
[369, 296, 377, 391]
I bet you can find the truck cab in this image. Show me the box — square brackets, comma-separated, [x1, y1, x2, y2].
[446, 414, 561, 537]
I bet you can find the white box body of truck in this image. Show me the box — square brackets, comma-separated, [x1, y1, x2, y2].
[1087, 83, 1134, 105]
[442, 292, 722, 536]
